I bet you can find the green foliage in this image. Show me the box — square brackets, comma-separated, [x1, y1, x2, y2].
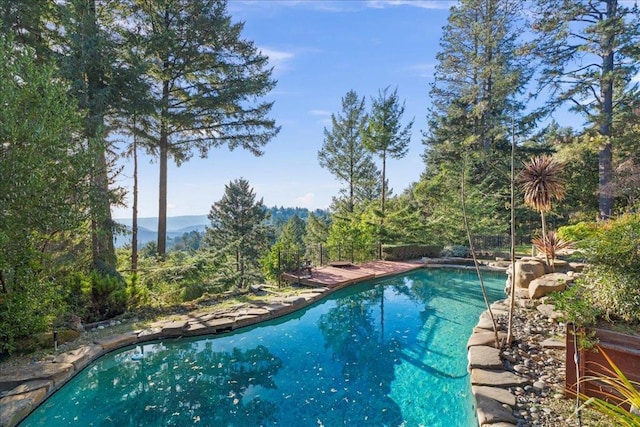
[441, 245, 470, 258]
[262, 216, 307, 281]
[318, 90, 381, 212]
[557, 215, 640, 324]
[205, 179, 273, 290]
[382, 244, 442, 261]
[128, 0, 280, 255]
[551, 285, 601, 328]
[0, 37, 94, 354]
[326, 212, 377, 263]
[558, 222, 599, 243]
[0, 278, 63, 354]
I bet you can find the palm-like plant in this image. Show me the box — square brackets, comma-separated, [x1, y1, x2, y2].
[519, 155, 566, 265]
[532, 231, 572, 266]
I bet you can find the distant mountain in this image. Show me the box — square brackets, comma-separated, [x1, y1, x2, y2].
[113, 208, 330, 249]
[114, 215, 208, 232]
[113, 215, 208, 248]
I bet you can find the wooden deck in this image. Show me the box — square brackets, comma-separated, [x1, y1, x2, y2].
[281, 260, 423, 289]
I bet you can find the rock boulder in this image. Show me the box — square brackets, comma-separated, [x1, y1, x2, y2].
[528, 273, 573, 299]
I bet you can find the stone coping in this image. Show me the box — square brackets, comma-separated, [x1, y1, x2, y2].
[468, 300, 524, 427]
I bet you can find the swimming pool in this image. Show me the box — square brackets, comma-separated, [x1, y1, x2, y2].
[22, 268, 505, 426]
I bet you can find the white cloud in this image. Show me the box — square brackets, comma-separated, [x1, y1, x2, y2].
[366, 0, 455, 10]
[408, 62, 436, 78]
[295, 192, 315, 208]
[309, 109, 332, 116]
[259, 47, 295, 74]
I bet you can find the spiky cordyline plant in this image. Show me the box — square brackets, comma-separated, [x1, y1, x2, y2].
[519, 155, 566, 266]
[577, 346, 640, 427]
[531, 230, 572, 267]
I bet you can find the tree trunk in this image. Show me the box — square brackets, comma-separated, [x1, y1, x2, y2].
[158, 131, 168, 257]
[132, 126, 138, 272]
[598, 0, 616, 220]
[85, 0, 115, 273]
[157, 76, 170, 257]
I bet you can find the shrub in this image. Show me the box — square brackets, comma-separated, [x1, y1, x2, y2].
[574, 214, 640, 323]
[558, 221, 599, 243]
[441, 245, 470, 258]
[382, 244, 442, 261]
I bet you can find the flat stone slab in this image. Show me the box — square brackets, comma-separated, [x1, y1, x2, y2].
[0, 380, 52, 399]
[473, 385, 516, 407]
[541, 338, 566, 349]
[0, 363, 74, 392]
[468, 346, 503, 370]
[159, 320, 189, 336]
[537, 304, 564, 320]
[204, 318, 234, 331]
[54, 344, 103, 371]
[0, 386, 47, 406]
[471, 369, 529, 387]
[282, 296, 306, 305]
[476, 312, 497, 330]
[137, 327, 163, 342]
[467, 332, 507, 348]
[233, 315, 260, 328]
[0, 398, 33, 427]
[476, 394, 518, 425]
[94, 332, 137, 351]
[480, 422, 517, 427]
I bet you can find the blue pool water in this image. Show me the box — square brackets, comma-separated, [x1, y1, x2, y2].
[22, 268, 505, 426]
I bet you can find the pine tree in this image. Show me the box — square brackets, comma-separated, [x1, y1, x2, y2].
[205, 179, 272, 290]
[362, 87, 413, 222]
[129, 0, 280, 256]
[531, 0, 640, 219]
[318, 90, 380, 214]
[421, 0, 531, 238]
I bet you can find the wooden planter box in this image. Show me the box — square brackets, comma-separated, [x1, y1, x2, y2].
[566, 324, 640, 405]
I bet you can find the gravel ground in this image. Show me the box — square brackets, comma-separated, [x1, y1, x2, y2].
[504, 304, 611, 427]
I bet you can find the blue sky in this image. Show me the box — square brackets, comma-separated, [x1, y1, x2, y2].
[111, 0, 470, 218]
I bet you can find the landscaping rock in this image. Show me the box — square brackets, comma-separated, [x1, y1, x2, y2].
[513, 259, 546, 289]
[0, 398, 33, 427]
[536, 303, 564, 320]
[471, 369, 529, 387]
[0, 363, 74, 392]
[475, 394, 518, 425]
[468, 346, 503, 370]
[53, 344, 103, 371]
[473, 385, 516, 407]
[94, 332, 138, 350]
[528, 273, 573, 299]
[467, 331, 507, 348]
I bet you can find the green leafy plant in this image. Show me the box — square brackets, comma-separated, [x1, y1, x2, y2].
[578, 346, 640, 427]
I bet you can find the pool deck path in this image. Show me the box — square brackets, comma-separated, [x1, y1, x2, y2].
[281, 259, 423, 288]
[0, 259, 425, 427]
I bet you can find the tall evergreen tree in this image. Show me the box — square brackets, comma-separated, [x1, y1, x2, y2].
[318, 90, 380, 213]
[362, 87, 413, 221]
[421, 0, 531, 238]
[205, 178, 272, 290]
[532, 0, 640, 219]
[129, 0, 280, 256]
[424, 0, 529, 171]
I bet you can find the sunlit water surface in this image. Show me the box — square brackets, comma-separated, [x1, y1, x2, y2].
[22, 268, 505, 427]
